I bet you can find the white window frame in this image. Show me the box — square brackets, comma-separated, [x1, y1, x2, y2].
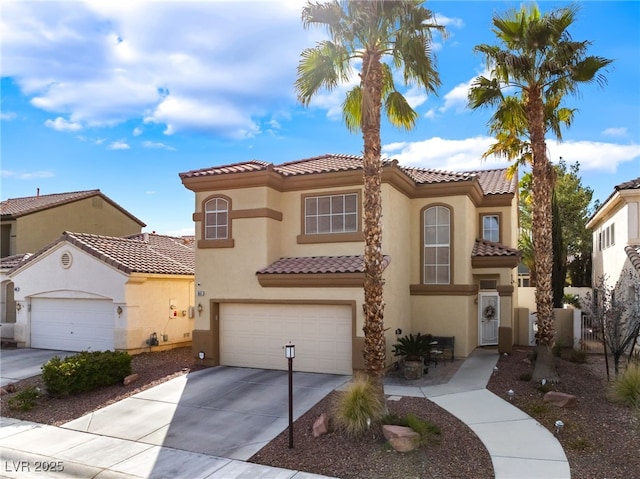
[204, 197, 229, 240]
[424, 205, 451, 285]
[482, 214, 500, 242]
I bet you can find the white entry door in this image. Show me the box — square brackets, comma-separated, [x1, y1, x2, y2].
[478, 292, 499, 346]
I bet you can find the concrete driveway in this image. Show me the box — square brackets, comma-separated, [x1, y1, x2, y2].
[0, 348, 72, 387]
[62, 366, 349, 461]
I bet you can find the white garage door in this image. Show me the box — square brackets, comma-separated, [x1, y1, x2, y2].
[221, 303, 352, 375]
[31, 298, 114, 352]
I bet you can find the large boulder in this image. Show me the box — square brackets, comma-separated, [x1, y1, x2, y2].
[543, 391, 577, 408]
[383, 425, 421, 453]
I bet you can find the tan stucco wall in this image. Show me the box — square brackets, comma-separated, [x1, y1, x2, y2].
[10, 196, 143, 255]
[122, 273, 195, 352]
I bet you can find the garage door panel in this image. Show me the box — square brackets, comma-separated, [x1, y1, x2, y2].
[31, 298, 114, 352]
[221, 303, 352, 375]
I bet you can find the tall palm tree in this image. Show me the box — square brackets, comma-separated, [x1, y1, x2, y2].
[468, 3, 611, 379]
[296, 0, 443, 386]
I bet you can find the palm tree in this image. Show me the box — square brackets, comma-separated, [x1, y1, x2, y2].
[468, 3, 611, 380]
[296, 1, 443, 386]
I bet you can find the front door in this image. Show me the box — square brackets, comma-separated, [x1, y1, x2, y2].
[479, 292, 499, 346]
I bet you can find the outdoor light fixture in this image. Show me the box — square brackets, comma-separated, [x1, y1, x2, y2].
[285, 343, 295, 359]
[285, 342, 295, 448]
[116, 306, 123, 317]
[507, 389, 514, 402]
[15, 303, 22, 311]
[197, 303, 203, 316]
[395, 328, 402, 335]
[555, 420, 564, 434]
[493, 366, 498, 376]
[198, 351, 205, 361]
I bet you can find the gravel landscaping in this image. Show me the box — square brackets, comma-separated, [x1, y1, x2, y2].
[2, 345, 638, 479]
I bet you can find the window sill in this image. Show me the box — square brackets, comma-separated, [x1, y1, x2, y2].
[296, 232, 364, 244]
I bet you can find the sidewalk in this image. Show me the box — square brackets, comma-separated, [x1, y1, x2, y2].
[383, 348, 571, 479]
[0, 349, 570, 479]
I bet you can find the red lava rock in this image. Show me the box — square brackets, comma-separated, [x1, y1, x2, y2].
[312, 413, 330, 437]
[123, 373, 139, 386]
[382, 424, 420, 453]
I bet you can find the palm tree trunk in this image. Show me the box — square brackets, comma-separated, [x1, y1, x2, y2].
[361, 50, 386, 389]
[528, 86, 559, 382]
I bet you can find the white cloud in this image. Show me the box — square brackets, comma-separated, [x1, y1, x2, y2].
[108, 140, 130, 150]
[1, 169, 55, 180]
[44, 116, 82, 132]
[133, 126, 143, 136]
[1, 1, 308, 139]
[143, 140, 175, 151]
[1, 112, 17, 121]
[546, 140, 640, 173]
[602, 127, 627, 137]
[382, 137, 640, 174]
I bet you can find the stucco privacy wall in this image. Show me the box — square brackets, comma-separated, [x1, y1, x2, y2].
[11, 242, 127, 347]
[11, 196, 143, 256]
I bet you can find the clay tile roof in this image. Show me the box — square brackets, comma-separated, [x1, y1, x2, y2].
[472, 239, 521, 258]
[616, 177, 640, 191]
[0, 189, 145, 226]
[625, 245, 640, 273]
[14, 232, 194, 276]
[178, 160, 272, 179]
[257, 255, 391, 275]
[0, 253, 31, 270]
[179, 154, 514, 196]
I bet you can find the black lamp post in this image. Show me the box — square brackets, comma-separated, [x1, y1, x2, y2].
[285, 342, 295, 449]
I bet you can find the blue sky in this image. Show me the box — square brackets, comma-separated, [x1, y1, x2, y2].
[1, 0, 639, 236]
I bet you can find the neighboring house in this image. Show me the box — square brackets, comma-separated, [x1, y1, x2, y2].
[180, 154, 520, 375]
[587, 177, 640, 286]
[1, 189, 146, 258]
[0, 253, 30, 342]
[6, 232, 195, 353]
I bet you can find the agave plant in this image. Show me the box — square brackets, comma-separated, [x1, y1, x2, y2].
[392, 333, 433, 362]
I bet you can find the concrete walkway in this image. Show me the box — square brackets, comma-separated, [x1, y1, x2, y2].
[0, 349, 570, 479]
[384, 348, 571, 479]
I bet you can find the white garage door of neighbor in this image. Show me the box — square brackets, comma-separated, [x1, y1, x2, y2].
[221, 303, 352, 375]
[31, 298, 115, 352]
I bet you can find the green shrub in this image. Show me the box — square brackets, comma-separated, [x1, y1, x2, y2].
[333, 374, 386, 437]
[569, 437, 590, 451]
[569, 349, 587, 364]
[610, 364, 640, 409]
[7, 386, 40, 411]
[525, 402, 549, 416]
[392, 333, 433, 361]
[42, 350, 132, 397]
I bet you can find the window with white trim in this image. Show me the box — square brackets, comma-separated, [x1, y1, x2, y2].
[482, 215, 500, 242]
[305, 193, 358, 235]
[204, 197, 229, 240]
[424, 205, 450, 284]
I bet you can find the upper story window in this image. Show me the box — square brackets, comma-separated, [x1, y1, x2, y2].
[424, 205, 450, 284]
[305, 193, 358, 235]
[482, 214, 500, 242]
[204, 197, 229, 240]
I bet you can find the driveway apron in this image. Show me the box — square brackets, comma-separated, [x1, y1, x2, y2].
[62, 366, 349, 461]
[0, 348, 72, 387]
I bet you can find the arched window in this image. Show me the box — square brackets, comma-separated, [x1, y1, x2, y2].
[424, 205, 450, 284]
[204, 197, 229, 240]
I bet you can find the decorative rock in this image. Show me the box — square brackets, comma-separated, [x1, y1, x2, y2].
[123, 373, 139, 386]
[383, 425, 421, 453]
[4, 383, 16, 393]
[0, 388, 8, 396]
[543, 391, 577, 408]
[522, 357, 531, 365]
[313, 413, 330, 437]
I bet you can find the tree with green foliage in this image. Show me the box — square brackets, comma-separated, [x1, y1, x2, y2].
[468, 3, 611, 381]
[296, 1, 443, 387]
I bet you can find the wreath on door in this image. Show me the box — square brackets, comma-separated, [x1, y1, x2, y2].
[484, 304, 496, 320]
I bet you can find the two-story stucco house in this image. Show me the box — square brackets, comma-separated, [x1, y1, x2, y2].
[180, 154, 521, 375]
[587, 177, 640, 286]
[1, 189, 146, 258]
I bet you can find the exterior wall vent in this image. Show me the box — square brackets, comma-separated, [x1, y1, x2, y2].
[60, 251, 73, 269]
[479, 279, 497, 290]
